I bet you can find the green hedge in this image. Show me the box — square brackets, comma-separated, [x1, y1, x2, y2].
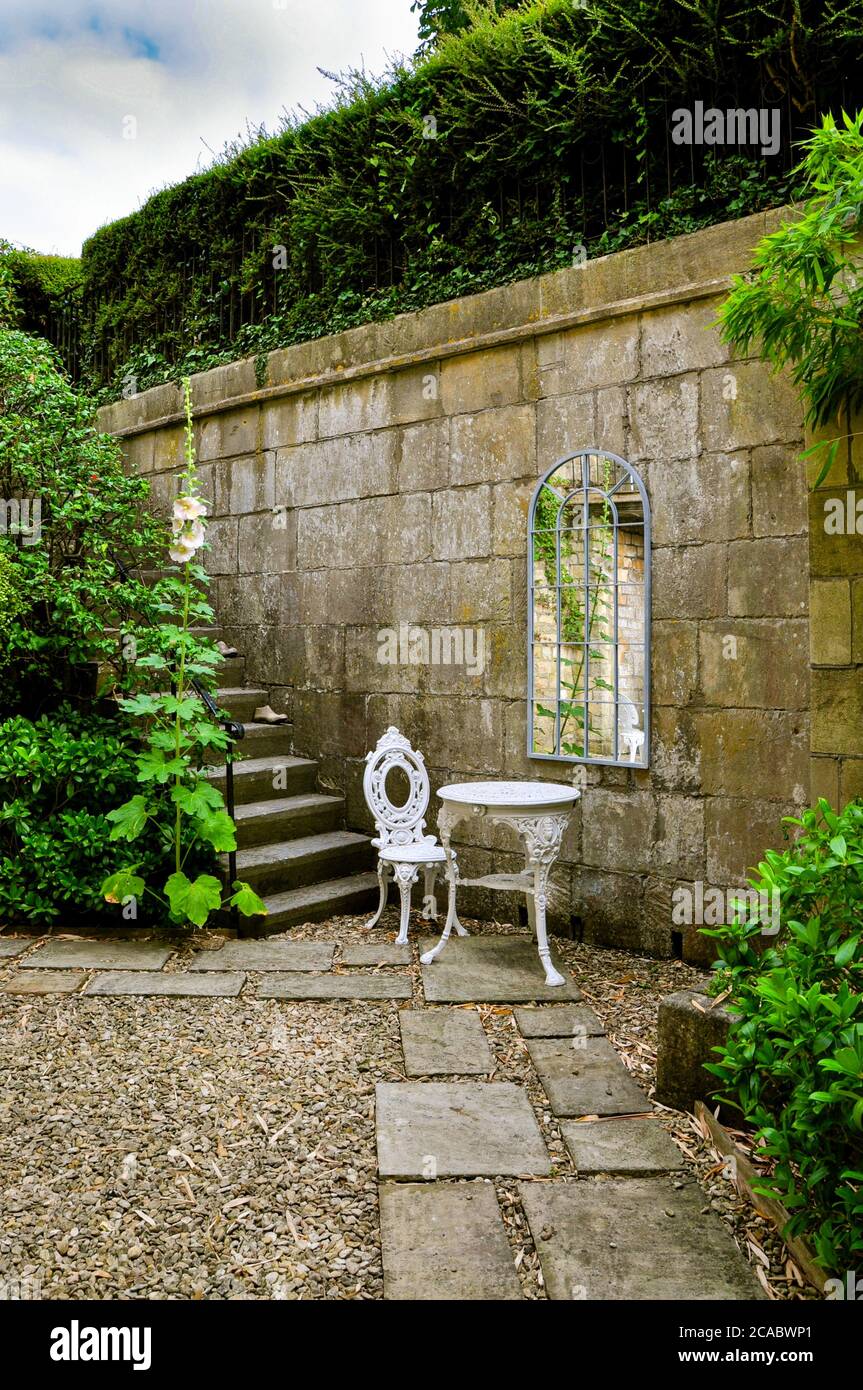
[48, 3, 863, 391]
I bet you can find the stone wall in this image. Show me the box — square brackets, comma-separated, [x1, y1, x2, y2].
[807, 409, 863, 806]
[100, 208, 819, 963]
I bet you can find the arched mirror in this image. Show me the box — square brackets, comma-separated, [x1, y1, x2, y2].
[528, 448, 650, 766]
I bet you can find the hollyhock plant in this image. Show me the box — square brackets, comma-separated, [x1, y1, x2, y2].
[102, 378, 266, 929]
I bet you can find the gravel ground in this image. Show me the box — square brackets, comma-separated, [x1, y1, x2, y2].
[0, 912, 815, 1300]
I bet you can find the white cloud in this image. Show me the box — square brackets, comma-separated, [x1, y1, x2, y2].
[0, 0, 420, 256]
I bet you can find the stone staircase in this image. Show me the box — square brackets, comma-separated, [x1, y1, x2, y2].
[204, 651, 378, 932]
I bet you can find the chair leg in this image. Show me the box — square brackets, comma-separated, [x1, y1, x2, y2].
[364, 859, 390, 931]
[393, 863, 419, 945]
[421, 866, 438, 922]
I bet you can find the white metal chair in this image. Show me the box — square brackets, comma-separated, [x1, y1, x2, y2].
[362, 726, 467, 945]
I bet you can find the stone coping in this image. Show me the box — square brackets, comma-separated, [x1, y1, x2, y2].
[97, 207, 792, 440]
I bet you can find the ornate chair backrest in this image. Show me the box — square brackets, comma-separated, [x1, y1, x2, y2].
[363, 727, 432, 849]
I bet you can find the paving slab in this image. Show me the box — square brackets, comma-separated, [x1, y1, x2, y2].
[379, 1182, 522, 1300]
[21, 940, 172, 971]
[526, 1037, 649, 1116]
[258, 972, 411, 1000]
[84, 971, 246, 998]
[420, 935, 581, 1003]
[376, 1081, 550, 1178]
[519, 1178, 765, 1300]
[1, 970, 87, 995]
[399, 1009, 493, 1076]
[515, 1004, 604, 1038]
[0, 938, 33, 959]
[189, 940, 334, 972]
[340, 942, 411, 967]
[559, 1118, 684, 1174]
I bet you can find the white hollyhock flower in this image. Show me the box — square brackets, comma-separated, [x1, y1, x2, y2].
[173, 495, 207, 523]
[169, 536, 197, 563]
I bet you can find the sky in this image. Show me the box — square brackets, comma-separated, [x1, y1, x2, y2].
[0, 0, 420, 257]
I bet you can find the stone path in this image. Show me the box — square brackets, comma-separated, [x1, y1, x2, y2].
[0, 926, 764, 1301]
[399, 1009, 492, 1076]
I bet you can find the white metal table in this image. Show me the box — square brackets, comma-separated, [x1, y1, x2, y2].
[419, 780, 580, 987]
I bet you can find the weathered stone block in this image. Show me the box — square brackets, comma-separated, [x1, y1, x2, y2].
[581, 790, 654, 873]
[628, 374, 700, 462]
[398, 418, 449, 492]
[431, 486, 492, 561]
[205, 517, 238, 575]
[121, 432, 155, 475]
[440, 345, 522, 414]
[239, 509, 296, 574]
[318, 375, 392, 437]
[261, 392, 318, 450]
[278, 431, 398, 507]
[695, 709, 808, 801]
[554, 317, 639, 395]
[491, 480, 534, 558]
[653, 794, 705, 879]
[640, 297, 728, 377]
[810, 578, 852, 665]
[297, 501, 358, 569]
[701, 360, 802, 452]
[841, 757, 863, 802]
[450, 404, 535, 486]
[698, 619, 809, 710]
[376, 561, 452, 626]
[809, 755, 839, 807]
[652, 543, 727, 620]
[380, 492, 434, 565]
[152, 426, 185, 472]
[190, 358, 257, 407]
[594, 385, 627, 458]
[198, 408, 260, 462]
[751, 444, 807, 537]
[573, 869, 645, 952]
[292, 690, 368, 757]
[391, 363, 443, 425]
[299, 567, 380, 625]
[649, 707, 701, 793]
[224, 453, 276, 516]
[854, 579, 863, 664]
[450, 559, 510, 623]
[651, 621, 698, 706]
[649, 452, 749, 545]
[655, 989, 733, 1111]
[535, 391, 595, 461]
[811, 668, 863, 756]
[705, 797, 797, 883]
[728, 536, 808, 616]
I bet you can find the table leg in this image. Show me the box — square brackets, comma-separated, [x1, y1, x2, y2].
[516, 813, 570, 988]
[419, 805, 466, 965]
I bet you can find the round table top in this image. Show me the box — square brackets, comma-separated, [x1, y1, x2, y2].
[437, 780, 580, 808]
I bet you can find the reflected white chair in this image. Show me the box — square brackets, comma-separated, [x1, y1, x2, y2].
[618, 693, 645, 762]
[362, 726, 467, 946]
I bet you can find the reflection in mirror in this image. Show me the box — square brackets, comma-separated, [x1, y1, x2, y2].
[528, 450, 650, 766]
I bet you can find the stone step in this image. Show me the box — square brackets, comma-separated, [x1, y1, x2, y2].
[232, 794, 349, 850]
[227, 826, 373, 894]
[212, 687, 269, 721]
[217, 652, 246, 683]
[206, 754, 318, 804]
[258, 871, 379, 930]
[230, 720, 294, 759]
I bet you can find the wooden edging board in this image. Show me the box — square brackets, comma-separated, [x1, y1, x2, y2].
[694, 1100, 826, 1294]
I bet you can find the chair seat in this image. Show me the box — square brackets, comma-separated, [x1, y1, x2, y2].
[379, 842, 446, 864]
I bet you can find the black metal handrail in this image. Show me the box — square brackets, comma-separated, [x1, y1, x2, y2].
[110, 553, 245, 933]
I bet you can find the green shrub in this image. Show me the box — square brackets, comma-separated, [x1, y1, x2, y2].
[719, 109, 863, 492]
[73, 0, 854, 396]
[704, 798, 863, 1275]
[0, 329, 164, 712]
[0, 709, 176, 925]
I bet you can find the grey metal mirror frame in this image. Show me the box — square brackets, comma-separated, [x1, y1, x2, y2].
[526, 446, 651, 767]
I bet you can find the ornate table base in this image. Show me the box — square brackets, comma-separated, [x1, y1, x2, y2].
[420, 787, 578, 987]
